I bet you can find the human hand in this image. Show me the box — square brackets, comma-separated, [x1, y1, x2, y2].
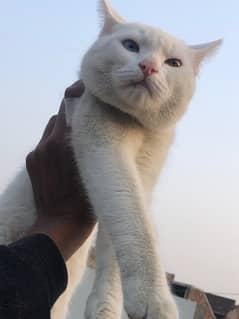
[27, 81, 96, 260]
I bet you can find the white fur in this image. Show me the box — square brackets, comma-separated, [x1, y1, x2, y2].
[0, 1, 221, 318]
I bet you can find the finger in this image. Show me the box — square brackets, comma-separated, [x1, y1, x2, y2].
[25, 151, 41, 208]
[50, 100, 68, 140]
[49, 79, 84, 140]
[38, 115, 57, 145]
[25, 151, 35, 175]
[64, 80, 85, 98]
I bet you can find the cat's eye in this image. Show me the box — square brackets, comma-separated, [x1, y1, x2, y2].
[165, 58, 183, 67]
[122, 39, 140, 53]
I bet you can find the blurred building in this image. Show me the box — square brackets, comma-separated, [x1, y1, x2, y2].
[170, 275, 237, 319]
[68, 266, 238, 319]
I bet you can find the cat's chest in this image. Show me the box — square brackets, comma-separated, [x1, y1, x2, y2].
[75, 95, 174, 191]
[118, 125, 174, 192]
[135, 130, 175, 192]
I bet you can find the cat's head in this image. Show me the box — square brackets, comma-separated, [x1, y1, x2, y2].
[81, 0, 222, 129]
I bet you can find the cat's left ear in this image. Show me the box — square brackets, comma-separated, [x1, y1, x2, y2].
[189, 39, 223, 75]
[98, 0, 125, 36]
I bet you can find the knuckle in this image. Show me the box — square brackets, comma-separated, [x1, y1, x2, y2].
[26, 151, 33, 163]
[49, 115, 57, 124]
[64, 80, 84, 98]
[51, 115, 57, 121]
[35, 144, 45, 156]
[25, 151, 35, 172]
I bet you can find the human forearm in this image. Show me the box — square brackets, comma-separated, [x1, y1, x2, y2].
[0, 234, 67, 319]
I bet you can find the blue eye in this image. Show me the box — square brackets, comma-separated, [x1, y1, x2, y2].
[122, 39, 139, 53]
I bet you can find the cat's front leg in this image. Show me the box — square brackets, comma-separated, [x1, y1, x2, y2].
[85, 223, 122, 319]
[72, 135, 178, 319]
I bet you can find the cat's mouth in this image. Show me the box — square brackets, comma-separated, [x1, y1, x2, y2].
[130, 79, 154, 96]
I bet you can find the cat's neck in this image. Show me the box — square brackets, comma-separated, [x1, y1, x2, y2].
[82, 88, 176, 134]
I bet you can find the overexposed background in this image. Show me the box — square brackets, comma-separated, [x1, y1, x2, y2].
[0, 0, 238, 305]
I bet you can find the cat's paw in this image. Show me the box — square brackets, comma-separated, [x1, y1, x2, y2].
[123, 279, 178, 319]
[85, 291, 122, 319]
[126, 297, 178, 319]
[148, 295, 178, 319]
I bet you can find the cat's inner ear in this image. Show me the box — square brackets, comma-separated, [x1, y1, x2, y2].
[189, 39, 222, 75]
[98, 0, 125, 36]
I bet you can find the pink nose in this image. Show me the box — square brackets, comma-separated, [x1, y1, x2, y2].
[139, 60, 158, 77]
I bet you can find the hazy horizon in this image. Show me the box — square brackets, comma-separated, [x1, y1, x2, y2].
[0, 0, 238, 303]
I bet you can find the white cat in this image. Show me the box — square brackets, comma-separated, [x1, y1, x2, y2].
[0, 1, 222, 319]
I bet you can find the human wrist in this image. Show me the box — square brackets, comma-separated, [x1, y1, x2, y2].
[28, 217, 87, 261]
[27, 218, 78, 261]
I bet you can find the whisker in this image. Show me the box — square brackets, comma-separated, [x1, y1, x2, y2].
[113, 70, 137, 77]
[150, 81, 162, 97]
[152, 79, 168, 95]
[116, 75, 137, 82]
[115, 69, 136, 74]
[117, 75, 139, 82]
[149, 80, 159, 91]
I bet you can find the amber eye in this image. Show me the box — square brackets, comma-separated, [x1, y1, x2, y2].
[165, 58, 183, 67]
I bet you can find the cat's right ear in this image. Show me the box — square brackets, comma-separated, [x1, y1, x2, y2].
[189, 39, 223, 75]
[98, 0, 124, 36]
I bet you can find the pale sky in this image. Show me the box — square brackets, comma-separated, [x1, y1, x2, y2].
[0, 0, 238, 302]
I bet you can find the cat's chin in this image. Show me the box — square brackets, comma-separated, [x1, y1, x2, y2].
[131, 80, 155, 97]
[118, 78, 161, 103]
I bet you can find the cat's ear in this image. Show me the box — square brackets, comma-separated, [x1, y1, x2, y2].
[189, 39, 223, 74]
[98, 0, 125, 36]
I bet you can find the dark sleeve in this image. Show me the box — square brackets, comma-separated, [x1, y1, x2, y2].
[0, 234, 68, 319]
